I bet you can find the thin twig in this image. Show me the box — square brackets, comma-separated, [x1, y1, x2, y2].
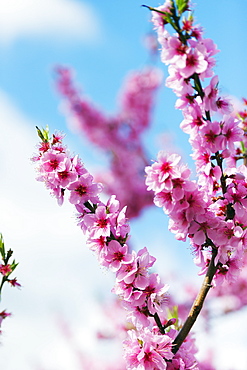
[172, 247, 218, 354]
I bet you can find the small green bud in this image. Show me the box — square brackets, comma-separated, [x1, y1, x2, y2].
[176, 0, 189, 14]
[36, 126, 50, 142]
[0, 234, 5, 259]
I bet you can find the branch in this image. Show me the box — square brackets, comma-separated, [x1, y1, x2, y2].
[172, 247, 218, 354]
[244, 152, 247, 167]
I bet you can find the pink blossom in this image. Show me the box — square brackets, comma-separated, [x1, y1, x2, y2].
[193, 246, 213, 277]
[68, 174, 102, 205]
[172, 189, 207, 223]
[42, 151, 67, 172]
[180, 48, 208, 78]
[167, 330, 199, 370]
[168, 210, 190, 241]
[36, 140, 50, 154]
[188, 213, 220, 245]
[56, 158, 77, 187]
[116, 252, 138, 284]
[87, 235, 107, 264]
[123, 302, 152, 328]
[0, 264, 12, 276]
[216, 96, 233, 115]
[145, 151, 181, 193]
[216, 251, 244, 285]
[219, 116, 243, 153]
[50, 183, 65, 205]
[225, 182, 247, 218]
[166, 65, 193, 98]
[161, 36, 187, 66]
[105, 240, 133, 272]
[200, 120, 222, 153]
[83, 206, 111, 238]
[180, 102, 205, 134]
[114, 206, 130, 238]
[196, 38, 219, 79]
[112, 280, 134, 302]
[72, 155, 87, 176]
[133, 247, 156, 289]
[75, 203, 91, 232]
[151, 1, 173, 31]
[154, 190, 174, 212]
[106, 195, 120, 214]
[142, 273, 169, 315]
[203, 75, 219, 112]
[123, 328, 173, 370]
[192, 148, 212, 175]
[8, 278, 21, 288]
[0, 310, 11, 327]
[210, 220, 241, 250]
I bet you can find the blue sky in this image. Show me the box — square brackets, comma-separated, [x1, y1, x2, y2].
[0, 0, 247, 369]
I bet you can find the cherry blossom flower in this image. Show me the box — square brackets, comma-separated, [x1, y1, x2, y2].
[68, 174, 102, 205]
[123, 328, 173, 370]
[83, 205, 112, 238]
[203, 75, 219, 112]
[0, 264, 12, 276]
[42, 151, 67, 173]
[145, 152, 181, 193]
[180, 48, 208, 78]
[0, 311, 11, 327]
[105, 240, 133, 272]
[8, 278, 21, 288]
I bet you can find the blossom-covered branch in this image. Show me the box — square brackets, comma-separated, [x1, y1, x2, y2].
[145, 0, 247, 289]
[0, 233, 20, 335]
[55, 66, 163, 218]
[142, 0, 247, 354]
[33, 127, 207, 369]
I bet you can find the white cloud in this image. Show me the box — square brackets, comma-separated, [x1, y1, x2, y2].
[0, 91, 114, 369]
[0, 0, 101, 45]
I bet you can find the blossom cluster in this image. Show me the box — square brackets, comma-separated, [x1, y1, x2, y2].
[145, 150, 247, 285]
[144, 0, 247, 286]
[55, 66, 163, 218]
[33, 131, 169, 330]
[209, 100, 247, 313]
[33, 127, 204, 369]
[31, 2, 247, 367]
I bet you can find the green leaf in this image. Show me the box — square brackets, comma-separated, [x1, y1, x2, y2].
[36, 126, 50, 142]
[176, 0, 189, 14]
[167, 305, 178, 320]
[10, 261, 19, 273]
[166, 306, 181, 330]
[240, 140, 246, 153]
[0, 234, 5, 259]
[164, 12, 174, 25]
